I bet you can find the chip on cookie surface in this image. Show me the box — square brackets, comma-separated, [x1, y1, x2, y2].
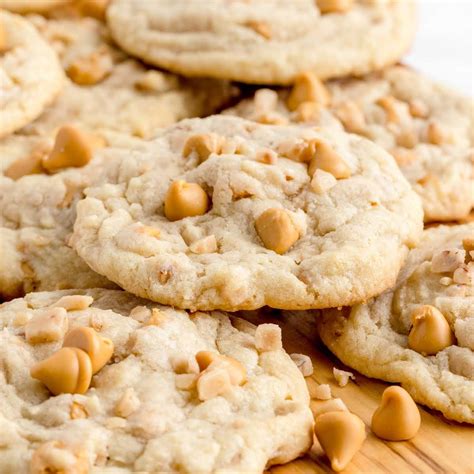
[317, 224, 474, 423]
[0, 289, 313, 473]
[72, 116, 423, 311]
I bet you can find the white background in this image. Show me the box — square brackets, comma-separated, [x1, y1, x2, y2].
[405, 0, 473, 96]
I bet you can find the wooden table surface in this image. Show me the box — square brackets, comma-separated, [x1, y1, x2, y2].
[243, 310, 474, 474]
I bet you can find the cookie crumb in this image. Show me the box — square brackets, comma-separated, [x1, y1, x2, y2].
[333, 368, 355, 387]
[290, 353, 313, 377]
[313, 384, 332, 400]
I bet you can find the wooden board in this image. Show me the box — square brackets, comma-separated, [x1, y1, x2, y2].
[243, 310, 474, 474]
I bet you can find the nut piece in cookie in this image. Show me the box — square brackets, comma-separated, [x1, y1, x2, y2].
[371, 386, 420, 441]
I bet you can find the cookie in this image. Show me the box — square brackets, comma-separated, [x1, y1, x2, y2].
[226, 66, 474, 222]
[0, 11, 64, 138]
[0, 288, 313, 472]
[25, 14, 236, 139]
[71, 115, 423, 311]
[317, 224, 474, 423]
[0, 0, 70, 13]
[106, 0, 416, 85]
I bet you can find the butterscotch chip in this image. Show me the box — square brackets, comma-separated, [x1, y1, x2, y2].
[314, 411, 366, 472]
[396, 128, 418, 148]
[134, 70, 170, 92]
[245, 20, 272, 39]
[462, 237, 474, 253]
[66, 48, 113, 85]
[42, 126, 93, 172]
[371, 386, 420, 441]
[317, 0, 354, 14]
[287, 72, 330, 111]
[63, 326, 114, 374]
[391, 148, 418, 166]
[77, 0, 110, 21]
[4, 149, 47, 180]
[255, 324, 282, 352]
[255, 208, 300, 254]
[30, 347, 93, 395]
[376, 96, 403, 123]
[426, 121, 449, 145]
[408, 99, 429, 118]
[308, 139, 351, 179]
[334, 101, 366, 133]
[164, 180, 209, 221]
[293, 101, 323, 123]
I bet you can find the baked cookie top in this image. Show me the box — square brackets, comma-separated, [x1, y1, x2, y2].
[106, 0, 416, 85]
[0, 11, 64, 138]
[226, 66, 474, 222]
[0, 289, 313, 473]
[317, 224, 474, 423]
[72, 115, 423, 311]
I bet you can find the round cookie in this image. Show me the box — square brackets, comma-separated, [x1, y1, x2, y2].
[226, 66, 474, 222]
[106, 0, 416, 85]
[0, 11, 64, 138]
[317, 224, 474, 423]
[0, 0, 70, 13]
[0, 288, 313, 472]
[72, 115, 423, 311]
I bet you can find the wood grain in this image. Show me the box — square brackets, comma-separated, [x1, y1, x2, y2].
[243, 309, 474, 474]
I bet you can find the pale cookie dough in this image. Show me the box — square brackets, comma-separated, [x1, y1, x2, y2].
[317, 224, 474, 423]
[72, 115, 423, 311]
[226, 66, 474, 222]
[0, 11, 64, 138]
[0, 288, 313, 473]
[106, 0, 416, 85]
[0, 0, 70, 13]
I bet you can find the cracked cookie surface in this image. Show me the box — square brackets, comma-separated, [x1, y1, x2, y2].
[72, 115, 423, 311]
[106, 0, 416, 84]
[0, 288, 313, 473]
[317, 224, 474, 423]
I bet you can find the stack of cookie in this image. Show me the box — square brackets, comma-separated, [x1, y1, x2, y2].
[0, 1, 472, 473]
